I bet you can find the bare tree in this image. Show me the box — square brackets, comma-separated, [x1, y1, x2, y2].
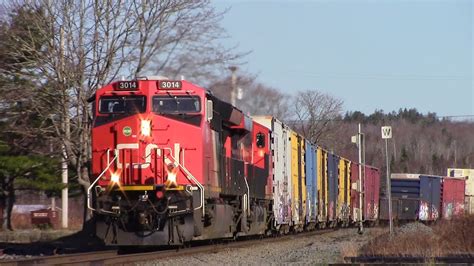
[291, 90, 343, 144]
[209, 74, 292, 120]
[1, 0, 243, 221]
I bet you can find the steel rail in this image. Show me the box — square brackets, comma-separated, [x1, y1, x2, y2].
[2, 229, 337, 265]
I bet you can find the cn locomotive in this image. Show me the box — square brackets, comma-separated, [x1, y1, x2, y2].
[88, 76, 383, 246]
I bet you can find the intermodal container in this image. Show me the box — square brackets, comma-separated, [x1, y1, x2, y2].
[364, 165, 380, 221]
[441, 177, 465, 219]
[305, 140, 317, 224]
[419, 175, 441, 221]
[327, 153, 339, 222]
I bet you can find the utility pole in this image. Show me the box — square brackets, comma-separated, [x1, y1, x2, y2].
[229, 66, 237, 106]
[62, 147, 68, 228]
[382, 126, 393, 235]
[60, 26, 68, 229]
[352, 123, 364, 234]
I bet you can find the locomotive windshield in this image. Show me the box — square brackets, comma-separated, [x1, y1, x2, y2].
[99, 96, 146, 114]
[152, 96, 201, 114]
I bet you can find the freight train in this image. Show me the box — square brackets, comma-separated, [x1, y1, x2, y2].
[87, 77, 467, 246]
[379, 173, 469, 223]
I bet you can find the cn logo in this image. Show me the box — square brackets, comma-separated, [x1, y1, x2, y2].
[381, 126, 392, 139]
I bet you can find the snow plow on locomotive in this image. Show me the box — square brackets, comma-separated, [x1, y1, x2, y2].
[88, 77, 272, 245]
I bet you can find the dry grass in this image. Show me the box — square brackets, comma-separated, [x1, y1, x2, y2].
[360, 215, 474, 257]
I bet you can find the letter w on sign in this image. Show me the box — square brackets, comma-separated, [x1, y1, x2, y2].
[381, 126, 392, 139]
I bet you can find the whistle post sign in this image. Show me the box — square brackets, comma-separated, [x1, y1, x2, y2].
[381, 126, 392, 139]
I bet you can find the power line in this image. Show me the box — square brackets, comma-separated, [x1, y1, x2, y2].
[285, 70, 473, 81]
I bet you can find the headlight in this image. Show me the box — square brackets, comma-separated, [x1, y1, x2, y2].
[141, 120, 151, 136]
[165, 164, 177, 187]
[111, 173, 120, 184]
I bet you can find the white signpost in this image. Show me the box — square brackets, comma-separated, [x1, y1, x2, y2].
[352, 124, 365, 234]
[381, 126, 393, 235]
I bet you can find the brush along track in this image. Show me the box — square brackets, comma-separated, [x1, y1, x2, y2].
[345, 255, 474, 263]
[2, 229, 336, 265]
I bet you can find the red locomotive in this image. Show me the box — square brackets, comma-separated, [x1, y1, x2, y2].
[88, 77, 272, 245]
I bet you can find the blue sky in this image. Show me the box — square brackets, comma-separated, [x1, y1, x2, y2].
[214, 0, 473, 117]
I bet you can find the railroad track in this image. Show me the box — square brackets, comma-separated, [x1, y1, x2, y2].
[1, 229, 336, 265]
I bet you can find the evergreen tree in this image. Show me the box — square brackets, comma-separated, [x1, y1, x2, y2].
[0, 141, 62, 230]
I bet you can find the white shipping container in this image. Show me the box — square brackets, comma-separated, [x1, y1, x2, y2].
[447, 168, 474, 196]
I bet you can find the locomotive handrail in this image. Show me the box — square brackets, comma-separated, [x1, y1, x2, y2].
[165, 151, 205, 216]
[243, 174, 250, 215]
[87, 151, 118, 212]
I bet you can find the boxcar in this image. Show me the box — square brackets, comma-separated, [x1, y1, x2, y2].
[447, 168, 474, 214]
[299, 137, 306, 227]
[317, 148, 328, 226]
[418, 175, 441, 221]
[350, 162, 360, 223]
[381, 174, 444, 222]
[284, 126, 293, 226]
[442, 177, 466, 219]
[327, 153, 339, 226]
[380, 177, 420, 221]
[305, 141, 318, 227]
[290, 130, 306, 230]
[338, 158, 351, 225]
[252, 116, 292, 231]
[364, 165, 380, 221]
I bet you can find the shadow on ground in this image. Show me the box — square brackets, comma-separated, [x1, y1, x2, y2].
[0, 220, 111, 256]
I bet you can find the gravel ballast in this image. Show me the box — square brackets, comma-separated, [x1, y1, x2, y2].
[138, 228, 384, 265]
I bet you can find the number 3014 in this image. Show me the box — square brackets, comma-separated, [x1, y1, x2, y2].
[159, 81, 182, 90]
